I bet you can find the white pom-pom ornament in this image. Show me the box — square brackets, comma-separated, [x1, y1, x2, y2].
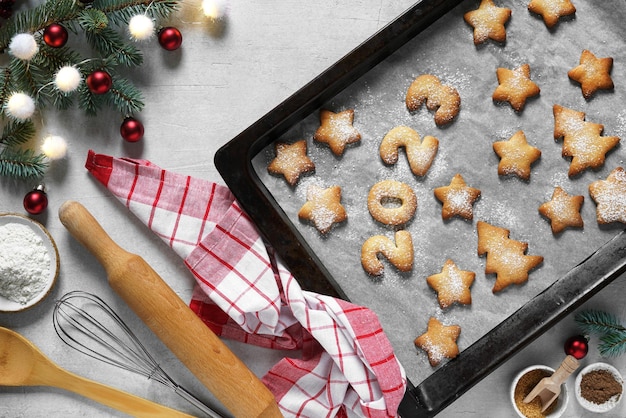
[202, 0, 228, 19]
[9, 33, 39, 60]
[128, 15, 155, 41]
[6, 92, 36, 120]
[41, 135, 68, 160]
[55, 66, 82, 93]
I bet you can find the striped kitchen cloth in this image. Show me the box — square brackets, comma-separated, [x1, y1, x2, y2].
[85, 150, 406, 418]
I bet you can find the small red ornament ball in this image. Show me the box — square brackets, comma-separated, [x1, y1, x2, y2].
[43, 23, 68, 48]
[158, 27, 183, 51]
[564, 335, 588, 360]
[86, 70, 112, 95]
[120, 117, 144, 142]
[23, 186, 48, 215]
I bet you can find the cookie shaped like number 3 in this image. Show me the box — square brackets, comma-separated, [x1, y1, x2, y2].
[361, 230, 414, 276]
[406, 74, 461, 126]
[380, 126, 438, 176]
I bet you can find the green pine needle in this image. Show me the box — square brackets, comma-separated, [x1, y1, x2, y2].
[575, 310, 626, 335]
[599, 331, 626, 357]
[107, 77, 144, 115]
[0, 147, 48, 179]
[576, 310, 626, 357]
[1, 120, 37, 147]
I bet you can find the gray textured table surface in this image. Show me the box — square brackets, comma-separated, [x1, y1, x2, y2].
[1, 1, 625, 417]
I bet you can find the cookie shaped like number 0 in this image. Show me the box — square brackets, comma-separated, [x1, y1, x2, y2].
[361, 230, 414, 276]
[380, 126, 438, 176]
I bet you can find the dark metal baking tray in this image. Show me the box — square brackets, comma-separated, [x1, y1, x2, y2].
[214, 0, 626, 415]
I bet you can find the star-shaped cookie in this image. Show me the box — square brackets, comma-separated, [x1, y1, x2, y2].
[414, 317, 461, 367]
[589, 167, 626, 225]
[313, 109, 361, 156]
[298, 185, 347, 234]
[267, 140, 315, 186]
[539, 186, 584, 234]
[528, 0, 576, 28]
[493, 130, 541, 180]
[568, 49, 614, 99]
[434, 173, 481, 220]
[492, 64, 540, 112]
[427, 259, 476, 309]
[553, 105, 620, 177]
[463, 0, 512, 45]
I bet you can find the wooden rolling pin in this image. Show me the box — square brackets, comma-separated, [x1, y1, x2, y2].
[59, 200, 282, 418]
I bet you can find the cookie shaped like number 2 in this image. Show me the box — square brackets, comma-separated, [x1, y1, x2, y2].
[361, 230, 414, 276]
[380, 126, 439, 176]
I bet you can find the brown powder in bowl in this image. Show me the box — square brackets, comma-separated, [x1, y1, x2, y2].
[580, 369, 623, 405]
[514, 369, 559, 418]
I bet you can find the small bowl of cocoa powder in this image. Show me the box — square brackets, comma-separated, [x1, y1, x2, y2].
[575, 362, 623, 413]
[511, 365, 569, 418]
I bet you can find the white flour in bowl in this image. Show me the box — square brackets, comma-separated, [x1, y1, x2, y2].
[0, 222, 51, 304]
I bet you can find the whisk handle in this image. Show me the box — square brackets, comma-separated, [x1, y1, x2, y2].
[59, 201, 282, 418]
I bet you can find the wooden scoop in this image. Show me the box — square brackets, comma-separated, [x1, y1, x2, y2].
[0, 326, 194, 417]
[59, 200, 282, 418]
[523, 354, 579, 412]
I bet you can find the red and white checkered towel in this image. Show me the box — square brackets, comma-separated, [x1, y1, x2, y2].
[85, 151, 406, 418]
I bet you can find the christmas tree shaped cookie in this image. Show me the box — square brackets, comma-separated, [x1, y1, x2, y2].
[477, 221, 544, 293]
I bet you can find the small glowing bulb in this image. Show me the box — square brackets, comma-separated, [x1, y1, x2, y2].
[41, 135, 68, 160]
[6, 92, 35, 120]
[55, 66, 82, 93]
[128, 14, 155, 41]
[202, 0, 227, 19]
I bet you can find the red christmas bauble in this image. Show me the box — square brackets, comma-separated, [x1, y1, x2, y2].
[158, 27, 183, 51]
[86, 70, 112, 95]
[120, 117, 144, 142]
[564, 335, 588, 360]
[43, 23, 68, 48]
[23, 186, 48, 215]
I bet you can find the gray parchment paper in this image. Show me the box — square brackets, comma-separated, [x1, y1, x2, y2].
[253, 0, 626, 386]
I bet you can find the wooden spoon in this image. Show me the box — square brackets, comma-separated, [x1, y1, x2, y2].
[523, 354, 579, 412]
[0, 326, 194, 417]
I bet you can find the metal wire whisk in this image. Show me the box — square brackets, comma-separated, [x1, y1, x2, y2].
[53, 290, 221, 418]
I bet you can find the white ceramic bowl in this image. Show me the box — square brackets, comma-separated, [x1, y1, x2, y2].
[511, 365, 569, 418]
[575, 362, 623, 413]
[0, 213, 59, 312]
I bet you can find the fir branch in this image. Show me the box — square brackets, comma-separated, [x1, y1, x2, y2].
[83, 26, 143, 67]
[77, 8, 109, 34]
[94, 0, 179, 25]
[1, 120, 36, 147]
[575, 310, 626, 335]
[106, 77, 144, 115]
[0, 146, 47, 179]
[599, 331, 626, 357]
[0, 67, 12, 116]
[8, 58, 39, 99]
[77, 82, 105, 116]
